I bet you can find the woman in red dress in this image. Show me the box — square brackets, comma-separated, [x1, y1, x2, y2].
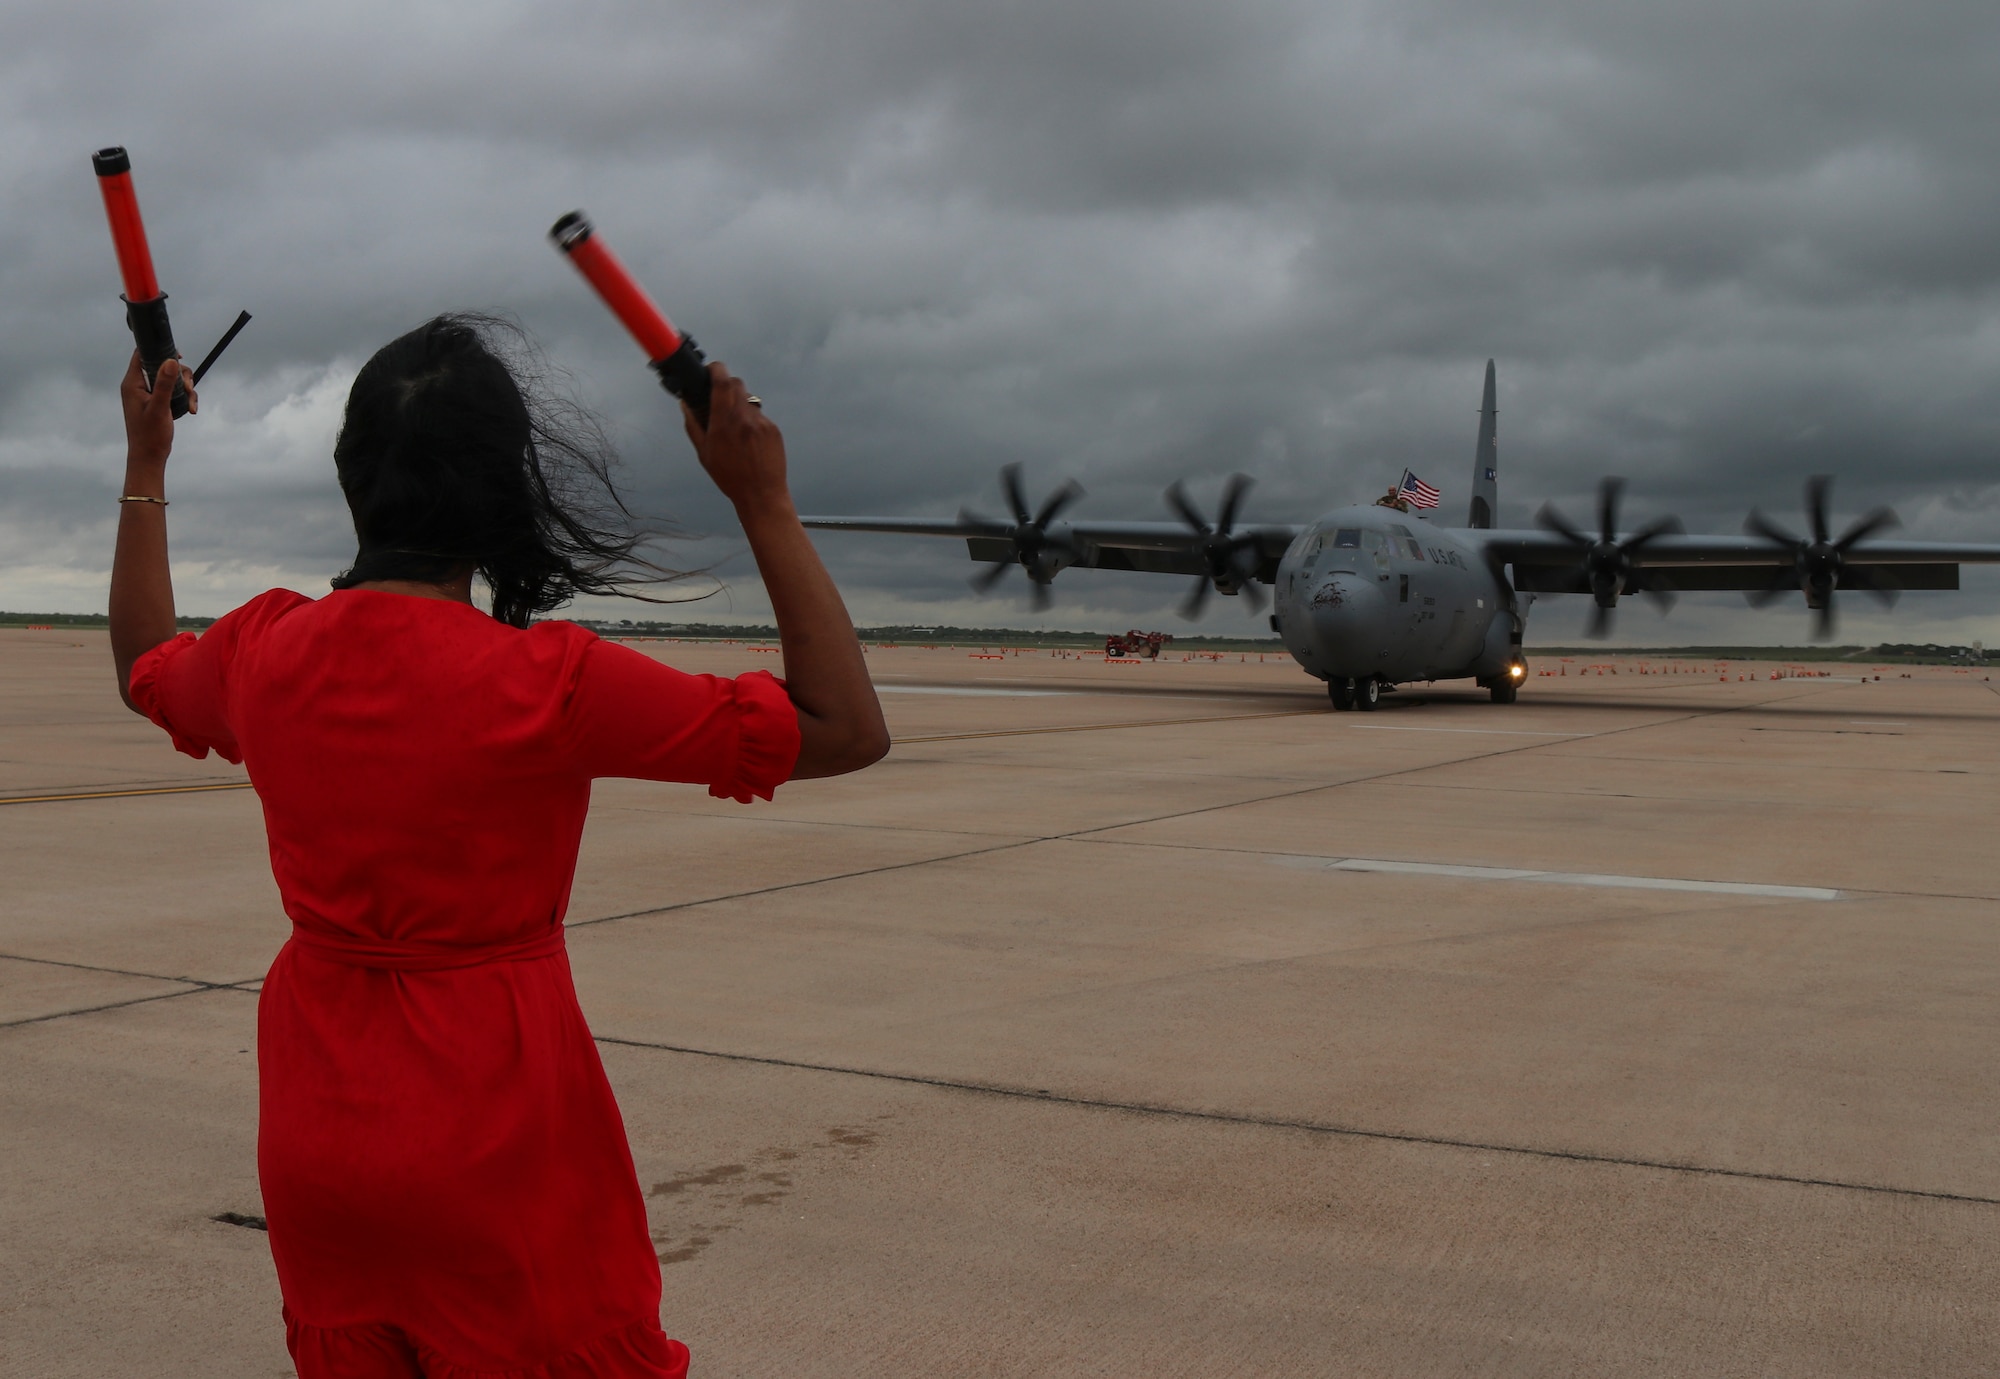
[107, 318, 889, 1377]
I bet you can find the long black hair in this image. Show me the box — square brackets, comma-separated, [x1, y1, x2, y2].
[330, 314, 688, 627]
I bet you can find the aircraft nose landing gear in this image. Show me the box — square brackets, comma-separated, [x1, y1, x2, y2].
[1484, 656, 1528, 704]
[1329, 677, 1384, 711]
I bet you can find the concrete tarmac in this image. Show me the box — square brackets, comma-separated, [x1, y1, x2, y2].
[3, 628, 1998, 1376]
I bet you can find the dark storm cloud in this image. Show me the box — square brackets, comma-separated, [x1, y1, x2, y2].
[3, 0, 1997, 641]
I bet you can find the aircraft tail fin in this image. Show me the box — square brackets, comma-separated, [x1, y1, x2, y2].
[1468, 359, 1498, 529]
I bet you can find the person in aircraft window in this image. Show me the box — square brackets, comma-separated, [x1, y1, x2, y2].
[107, 316, 889, 1378]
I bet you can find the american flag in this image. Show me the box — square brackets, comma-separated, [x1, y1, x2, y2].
[1398, 469, 1441, 509]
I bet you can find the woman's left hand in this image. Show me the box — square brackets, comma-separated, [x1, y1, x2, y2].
[120, 352, 195, 467]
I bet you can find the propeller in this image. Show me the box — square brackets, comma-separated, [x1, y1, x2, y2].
[962, 463, 1086, 612]
[1165, 474, 1268, 620]
[1742, 476, 1899, 640]
[1534, 477, 1684, 638]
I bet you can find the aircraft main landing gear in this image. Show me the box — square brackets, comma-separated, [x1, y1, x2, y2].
[1330, 677, 1385, 711]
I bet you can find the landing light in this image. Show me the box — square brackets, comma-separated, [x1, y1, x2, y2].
[1509, 663, 1527, 679]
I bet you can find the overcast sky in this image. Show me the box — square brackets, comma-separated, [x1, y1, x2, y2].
[4, 0, 1998, 645]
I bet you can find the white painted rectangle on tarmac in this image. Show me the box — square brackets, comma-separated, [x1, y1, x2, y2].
[1286, 854, 1840, 900]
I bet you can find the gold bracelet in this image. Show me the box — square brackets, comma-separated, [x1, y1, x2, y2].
[118, 495, 169, 506]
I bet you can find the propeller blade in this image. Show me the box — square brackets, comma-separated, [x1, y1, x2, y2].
[1845, 564, 1902, 608]
[1033, 478, 1085, 528]
[1812, 597, 1836, 641]
[1164, 481, 1208, 535]
[1535, 502, 1590, 547]
[1216, 473, 1254, 532]
[1619, 514, 1686, 552]
[1585, 602, 1615, 639]
[1835, 505, 1899, 551]
[1744, 572, 1795, 609]
[1238, 579, 1268, 614]
[1178, 576, 1211, 621]
[1804, 476, 1833, 546]
[970, 560, 1014, 594]
[1745, 509, 1803, 549]
[1597, 477, 1626, 544]
[999, 463, 1032, 526]
[958, 506, 1008, 535]
[1029, 580, 1053, 613]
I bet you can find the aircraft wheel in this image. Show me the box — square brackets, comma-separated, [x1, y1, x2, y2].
[1328, 678, 1355, 711]
[1489, 681, 1518, 704]
[1354, 677, 1383, 711]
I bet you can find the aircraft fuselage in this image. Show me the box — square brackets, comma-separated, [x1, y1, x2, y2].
[1272, 506, 1517, 686]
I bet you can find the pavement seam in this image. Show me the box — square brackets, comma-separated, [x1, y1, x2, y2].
[587, 803, 1032, 842]
[593, 1033, 2000, 1208]
[893, 709, 1324, 744]
[874, 678, 1320, 705]
[568, 759, 1525, 932]
[0, 980, 259, 1031]
[564, 840, 1040, 929]
[0, 780, 255, 807]
[566, 688, 1834, 931]
[0, 949, 241, 985]
[1052, 684, 1845, 843]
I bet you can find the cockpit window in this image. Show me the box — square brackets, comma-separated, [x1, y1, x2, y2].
[1333, 528, 1362, 548]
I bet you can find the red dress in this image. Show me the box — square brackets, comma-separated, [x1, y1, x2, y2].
[131, 589, 800, 1378]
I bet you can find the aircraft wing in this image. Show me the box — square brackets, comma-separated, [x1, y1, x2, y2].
[1467, 529, 2000, 593]
[800, 515, 1307, 579]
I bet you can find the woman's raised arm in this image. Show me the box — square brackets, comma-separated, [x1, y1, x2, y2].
[109, 353, 194, 711]
[683, 364, 889, 778]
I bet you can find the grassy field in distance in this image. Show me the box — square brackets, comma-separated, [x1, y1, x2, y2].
[3, 613, 1987, 664]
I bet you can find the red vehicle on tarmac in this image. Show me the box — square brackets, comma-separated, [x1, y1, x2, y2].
[1106, 630, 1172, 659]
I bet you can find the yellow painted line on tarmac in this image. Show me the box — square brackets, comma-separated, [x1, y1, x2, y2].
[0, 781, 254, 807]
[895, 709, 1323, 745]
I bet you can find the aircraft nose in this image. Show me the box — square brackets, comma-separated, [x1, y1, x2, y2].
[1305, 573, 1380, 624]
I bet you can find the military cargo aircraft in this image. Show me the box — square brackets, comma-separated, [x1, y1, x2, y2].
[802, 362, 2000, 708]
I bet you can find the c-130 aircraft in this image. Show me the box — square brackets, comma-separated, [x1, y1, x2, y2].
[802, 361, 2000, 708]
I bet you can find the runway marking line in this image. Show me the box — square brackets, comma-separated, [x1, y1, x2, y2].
[1283, 855, 1841, 901]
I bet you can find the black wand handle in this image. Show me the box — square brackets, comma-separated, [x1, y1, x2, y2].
[124, 295, 189, 419]
[650, 336, 712, 429]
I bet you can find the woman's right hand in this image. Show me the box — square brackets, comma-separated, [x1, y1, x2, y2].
[683, 363, 790, 516]
[121, 351, 194, 470]
[679, 360, 889, 778]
